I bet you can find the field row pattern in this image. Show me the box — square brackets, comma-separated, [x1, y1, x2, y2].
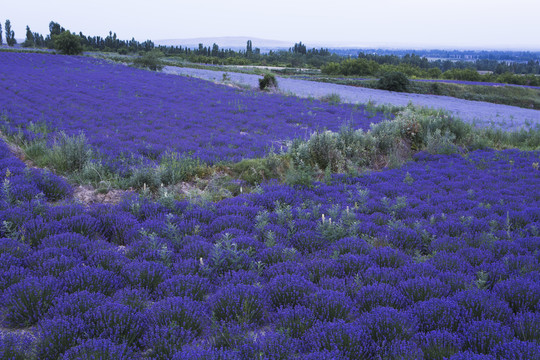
[0, 135, 539, 358]
[0, 53, 384, 170]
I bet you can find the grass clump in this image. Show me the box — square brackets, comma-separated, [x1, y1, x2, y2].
[230, 150, 287, 185]
[47, 131, 93, 173]
[159, 152, 207, 186]
[320, 93, 342, 105]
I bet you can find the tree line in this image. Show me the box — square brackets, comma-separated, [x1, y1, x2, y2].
[2, 19, 336, 68]
[3, 18, 539, 80]
[321, 57, 540, 86]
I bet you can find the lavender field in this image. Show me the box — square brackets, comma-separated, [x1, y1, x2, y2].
[0, 53, 383, 168]
[163, 66, 540, 130]
[0, 52, 540, 359]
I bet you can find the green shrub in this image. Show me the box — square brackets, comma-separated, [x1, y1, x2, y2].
[442, 68, 481, 81]
[425, 129, 459, 154]
[307, 131, 343, 171]
[24, 141, 49, 165]
[284, 164, 314, 188]
[320, 93, 342, 105]
[232, 158, 273, 184]
[48, 131, 92, 173]
[377, 72, 409, 92]
[259, 74, 278, 91]
[127, 166, 161, 190]
[159, 152, 203, 185]
[321, 62, 341, 75]
[133, 50, 164, 71]
[429, 82, 442, 95]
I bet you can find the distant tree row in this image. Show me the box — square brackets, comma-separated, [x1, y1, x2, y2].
[325, 52, 540, 76]
[321, 57, 540, 86]
[0, 19, 155, 55]
[5, 18, 540, 79]
[154, 41, 338, 68]
[1, 19, 337, 68]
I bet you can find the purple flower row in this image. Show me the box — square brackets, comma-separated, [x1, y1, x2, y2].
[413, 78, 540, 90]
[0, 139, 539, 358]
[296, 75, 540, 90]
[0, 53, 387, 170]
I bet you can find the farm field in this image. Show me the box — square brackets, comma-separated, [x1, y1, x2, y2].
[0, 52, 540, 359]
[0, 53, 383, 168]
[306, 77, 540, 111]
[162, 66, 540, 130]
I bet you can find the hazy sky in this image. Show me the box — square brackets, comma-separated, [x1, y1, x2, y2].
[2, 0, 540, 49]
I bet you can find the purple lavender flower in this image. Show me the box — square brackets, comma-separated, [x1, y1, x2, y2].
[1, 276, 61, 327]
[265, 274, 316, 308]
[61, 338, 138, 360]
[0, 332, 35, 360]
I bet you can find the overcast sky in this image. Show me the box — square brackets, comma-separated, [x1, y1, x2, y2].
[2, 0, 540, 50]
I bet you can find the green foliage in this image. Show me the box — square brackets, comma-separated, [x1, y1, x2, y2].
[4, 20, 16, 47]
[285, 105, 493, 176]
[232, 158, 272, 184]
[442, 68, 481, 81]
[259, 74, 278, 91]
[320, 62, 341, 75]
[132, 50, 164, 71]
[159, 152, 205, 185]
[306, 130, 342, 171]
[425, 129, 459, 155]
[377, 72, 410, 92]
[321, 58, 380, 76]
[477, 126, 540, 150]
[48, 131, 93, 173]
[427, 68, 442, 78]
[24, 141, 48, 165]
[209, 233, 252, 275]
[342, 58, 380, 76]
[320, 93, 342, 105]
[54, 31, 83, 55]
[23, 26, 34, 48]
[126, 166, 162, 191]
[355, 79, 540, 110]
[284, 163, 315, 188]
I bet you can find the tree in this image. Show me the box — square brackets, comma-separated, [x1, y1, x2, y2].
[5, 20, 16, 46]
[291, 42, 307, 55]
[246, 40, 252, 56]
[33, 32, 45, 47]
[23, 25, 35, 47]
[212, 43, 219, 57]
[54, 31, 83, 55]
[49, 21, 64, 37]
[0, 23, 2, 45]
